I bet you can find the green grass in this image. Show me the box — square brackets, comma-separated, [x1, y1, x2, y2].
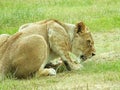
[0, 0, 120, 90]
[0, 60, 120, 90]
[81, 60, 120, 74]
[0, 0, 120, 34]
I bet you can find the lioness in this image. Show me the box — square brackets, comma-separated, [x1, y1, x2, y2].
[0, 20, 95, 79]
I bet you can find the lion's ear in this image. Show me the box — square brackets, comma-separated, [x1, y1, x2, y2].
[76, 22, 86, 33]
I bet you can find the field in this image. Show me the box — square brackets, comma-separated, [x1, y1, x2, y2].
[0, 0, 120, 90]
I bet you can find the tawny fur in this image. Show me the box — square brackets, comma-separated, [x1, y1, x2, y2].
[0, 19, 95, 79]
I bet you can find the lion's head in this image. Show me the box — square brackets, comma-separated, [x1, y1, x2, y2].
[72, 22, 96, 61]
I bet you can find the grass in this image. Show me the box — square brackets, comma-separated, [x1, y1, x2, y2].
[0, 0, 120, 34]
[0, 0, 120, 90]
[0, 60, 120, 90]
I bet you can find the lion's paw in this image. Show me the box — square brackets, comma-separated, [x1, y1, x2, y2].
[48, 68, 56, 76]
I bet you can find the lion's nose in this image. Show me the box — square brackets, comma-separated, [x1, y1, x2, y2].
[92, 53, 95, 56]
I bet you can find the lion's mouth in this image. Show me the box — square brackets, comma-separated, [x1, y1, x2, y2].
[80, 55, 87, 61]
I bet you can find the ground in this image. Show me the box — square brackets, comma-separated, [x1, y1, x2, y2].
[0, 0, 120, 90]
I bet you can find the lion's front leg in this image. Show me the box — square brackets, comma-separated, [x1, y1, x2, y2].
[48, 27, 81, 70]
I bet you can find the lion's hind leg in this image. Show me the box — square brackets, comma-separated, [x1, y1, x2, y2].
[12, 35, 48, 78]
[35, 68, 56, 77]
